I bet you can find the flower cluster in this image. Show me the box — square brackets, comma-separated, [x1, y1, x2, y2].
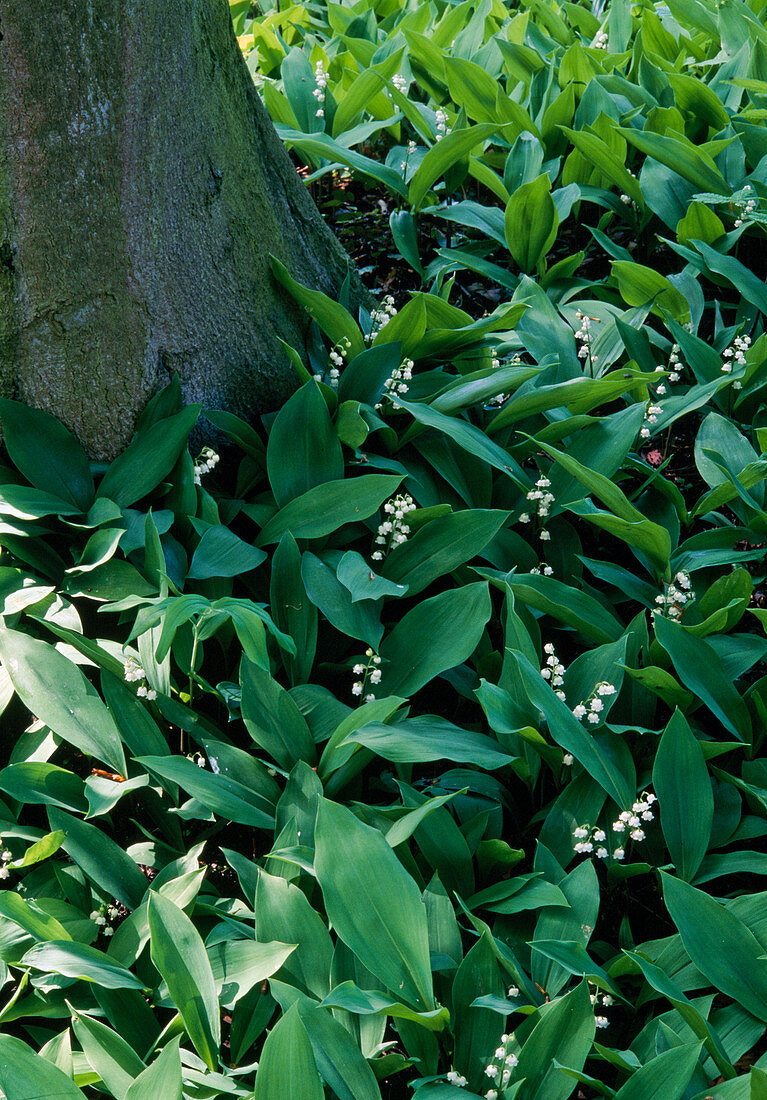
[371, 493, 415, 560]
[734, 187, 758, 228]
[524, 475, 554, 520]
[639, 402, 663, 441]
[573, 823, 610, 858]
[540, 642, 566, 701]
[619, 169, 638, 206]
[572, 680, 616, 724]
[612, 792, 657, 849]
[352, 648, 382, 702]
[591, 990, 613, 1028]
[446, 1070, 468, 1087]
[487, 352, 521, 406]
[594, 30, 609, 48]
[722, 333, 750, 391]
[0, 844, 13, 880]
[435, 107, 450, 141]
[483, 1033, 519, 1097]
[400, 139, 417, 173]
[123, 656, 156, 700]
[375, 358, 413, 411]
[653, 571, 694, 620]
[321, 337, 352, 388]
[575, 310, 598, 370]
[529, 562, 554, 576]
[90, 903, 121, 938]
[194, 446, 219, 486]
[367, 295, 397, 343]
[313, 59, 329, 118]
[391, 73, 408, 94]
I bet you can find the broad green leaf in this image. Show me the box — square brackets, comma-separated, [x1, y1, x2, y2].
[0, 890, 71, 942]
[187, 524, 266, 580]
[254, 1003, 323, 1100]
[343, 716, 512, 769]
[147, 894, 220, 1070]
[124, 1041, 182, 1100]
[315, 799, 433, 1009]
[301, 551, 384, 649]
[136, 755, 275, 830]
[661, 873, 767, 1021]
[612, 1043, 702, 1100]
[381, 509, 509, 596]
[0, 628, 126, 774]
[0, 1035, 86, 1099]
[379, 583, 492, 697]
[271, 257, 364, 357]
[48, 808, 148, 911]
[654, 615, 752, 742]
[409, 124, 497, 211]
[0, 399, 94, 511]
[256, 475, 402, 544]
[0, 762, 87, 813]
[514, 982, 595, 1100]
[267, 381, 344, 507]
[71, 1009, 147, 1098]
[241, 658, 316, 770]
[652, 710, 713, 880]
[96, 406, 200, 507]
[21, 941, 145, 989]
[504, 174, 559, 273]
[619, 127, 728, 192]
[270, 533, 317, 684]
[255, 870, 334, 999]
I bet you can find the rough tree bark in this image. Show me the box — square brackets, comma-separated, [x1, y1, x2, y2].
[0, 0, 364, 457]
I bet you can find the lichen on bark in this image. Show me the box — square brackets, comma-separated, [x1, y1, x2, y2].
[0, 0, 366, 458]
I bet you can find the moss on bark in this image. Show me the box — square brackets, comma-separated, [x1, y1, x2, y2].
[0, 0, 366, 457]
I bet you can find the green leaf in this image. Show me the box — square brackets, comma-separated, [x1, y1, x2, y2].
[619, 127, 728, 192]
[0, 763, 87, 813]
[381, 509, 509, 596]
[409, 124, 497, 211]
[269, 533, 317, 685]
[301, 552, 384, 649]
[691, 239, 767, 316]
[187, 524, 266, 580]
[379, 583, 492, 697]
[612, 1044, 702, 1100]
[343, 716, 513, 769]
[0, 400, 94, 511]
[0, 628, 126, 774]
[504, 174, 559, 272]
[661, 872, 767, 1021]
[654, 615, 752, 742]
[0, 1035, 86, 1099]
[270, 257, 364, 357]
[611, 260, 689, 321]
[256, 475, 403, 545]
[514, 982, 595, 1100]
[254, 1003, 324, 1100]
[336, 551, 409, 601]
[147, 894, 221, 1070]
[136, 755, 275, 830]
[652, 710, 713, 881]
[241, 658, 316, 770]
[124, 1042, 182, 1100]
[254, 869, 334, 998]
[48, 808, 148, 911]
[71, 1008, 147, 1099]
[21, 941, 146, 989]
[315, 799, 433, 1009]
[267, 381, 344, 506]
[0, 890, 71, 942]
[96, 406, 200, 507]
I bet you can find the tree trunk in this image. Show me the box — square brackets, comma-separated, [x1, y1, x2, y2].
[0, 0, 363, 458]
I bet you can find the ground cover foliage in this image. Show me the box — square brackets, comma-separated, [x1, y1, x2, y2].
[0, 0, 765, 1097]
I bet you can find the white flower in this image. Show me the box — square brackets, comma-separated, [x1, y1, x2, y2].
[595, 1015, 608, 1028]
[486, 1091, 498, 1100]
[353, 664, 364, 675]
[103, 926, 114, 937]
[505, 1053, 518, 1066]
[539, 530, 550, 541]
[95, 915, 106, 926]
[573, 704, 587, 720]
[630, 828, 645, 841]
[612, 820, 626, 832]
[596, 847, 608, 859]
[518, 512, 530, 524]
[613, 847, 625, 860]
[485, 1064, 499, 1078]
[544, 643, 555, 654]
[89, 911, 101, 922]
[573, 826, 589, 839]
[508, 987, 519, 998]
[0, 868, 9, 880]
[587, 712, 600, 724]
[352, 682, 363, 696]
[593, 829, 606, 842]
[369, 669, 382, 684]
[123, 656, 145, 683]
[563, 753, 574, 765]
